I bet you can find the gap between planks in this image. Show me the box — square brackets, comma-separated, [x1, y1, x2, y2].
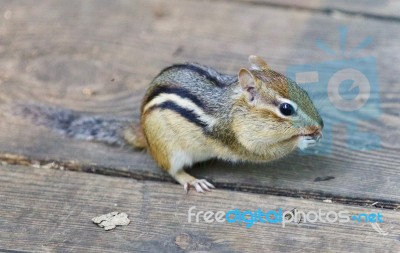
[206, 0, 400, 23]
[1, 153, 399, 211]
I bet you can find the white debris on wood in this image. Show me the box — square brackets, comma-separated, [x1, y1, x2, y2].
[92, 211, 130, 231]
[323, 199, 332, 203]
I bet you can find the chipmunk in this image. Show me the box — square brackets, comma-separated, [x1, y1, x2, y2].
[14, 55, 323, 193]
[127, 55, 323, 192]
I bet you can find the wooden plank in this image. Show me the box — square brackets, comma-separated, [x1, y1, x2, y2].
[0, 0, 399, 205]
[230, 0, 400, 20]
[0, 165, 399, 252]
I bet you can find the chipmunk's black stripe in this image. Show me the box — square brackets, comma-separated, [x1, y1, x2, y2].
[161, 64, 222, 86]
[147, 101, 208, 129]
[145, 85, 205, 110]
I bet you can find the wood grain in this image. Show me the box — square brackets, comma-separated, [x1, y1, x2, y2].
[227, 0, 400, 20]
[0, 164, 399, 253]
[0, 0, 399, 205]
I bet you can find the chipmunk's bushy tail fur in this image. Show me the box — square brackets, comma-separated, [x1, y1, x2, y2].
[12, 104, 146, 148]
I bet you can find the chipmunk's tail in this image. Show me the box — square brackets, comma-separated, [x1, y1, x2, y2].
[12, 103, 147, 149]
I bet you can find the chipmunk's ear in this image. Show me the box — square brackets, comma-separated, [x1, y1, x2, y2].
[239, 68, 257, 101]
[248, 55, 269, 71]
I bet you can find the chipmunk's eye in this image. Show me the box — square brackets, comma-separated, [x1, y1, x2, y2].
[279, 103, 295, 116]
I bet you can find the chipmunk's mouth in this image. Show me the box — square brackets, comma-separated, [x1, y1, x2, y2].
[295, 129, 323, 150]
[308, 134, 322, 142]
[301, 130, 323, 142]
[296, 128, 323, 141]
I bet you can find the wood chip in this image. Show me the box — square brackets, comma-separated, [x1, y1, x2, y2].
[92, 212, 130, 231]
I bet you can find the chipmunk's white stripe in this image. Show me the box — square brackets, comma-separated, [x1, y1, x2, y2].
[144, 93, 217, 127]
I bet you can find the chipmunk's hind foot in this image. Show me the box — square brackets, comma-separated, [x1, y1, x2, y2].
[171, 169, 215, 194]
[184, 179, 215, 194]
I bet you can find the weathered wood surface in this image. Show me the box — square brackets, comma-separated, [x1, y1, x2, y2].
[0, 165, 399, 253]
[232, 0, 400, 20]
[0, 0, 399, 207]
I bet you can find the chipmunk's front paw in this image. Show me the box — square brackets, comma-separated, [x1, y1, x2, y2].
[184, 179, 215, 193]
[297, 135, 318, 150]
